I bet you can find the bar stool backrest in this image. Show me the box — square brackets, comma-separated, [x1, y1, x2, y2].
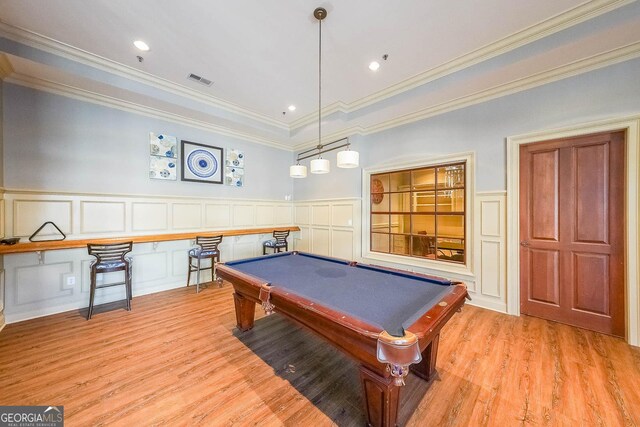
[196, 235, 223, 252]
[87, 242, 133, 264]
[273, 230, 290, 245]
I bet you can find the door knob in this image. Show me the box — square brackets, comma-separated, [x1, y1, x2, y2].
[520, 240, 530, 247]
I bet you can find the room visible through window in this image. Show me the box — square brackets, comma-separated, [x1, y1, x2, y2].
[370, 162, 466, 263]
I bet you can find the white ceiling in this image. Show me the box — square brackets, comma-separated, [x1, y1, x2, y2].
[0, 0, 639, 149]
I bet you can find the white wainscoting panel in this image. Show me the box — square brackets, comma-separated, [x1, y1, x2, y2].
[14, 200, 72, 237]
[481, 200, 502, 237]
[205, 203, 231, 228]
[0, 199, 5, 239]
[295, 205, 310, 225]
[256, 205, 275, 226]
[232, 205, 255, 226]
[131, 251, 169, 285]
[15, 262, 74, 305]
[1, 190, 297, 323]
[294, 199, 360, 260]
[311, 228, 330, 256]
[172, 203, 202, 229]
[332, 204, 354, 227]
[332, 229, 354, 260]
[81, 201, 126, 234]
[132, 202, 168, 232]
[472, 192, 507, 312]
[275, 205, 293, 225]
[295, 227, 310, 252]
[312, 205, 331, 226]
[0, 268, 5, 332]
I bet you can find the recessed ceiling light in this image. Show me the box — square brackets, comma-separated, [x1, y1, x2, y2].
[288, 105, 297, 111]
[133, 40, 150, 51]
[368, 61, 380, 71]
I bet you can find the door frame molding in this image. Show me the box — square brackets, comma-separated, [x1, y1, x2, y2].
[507, 115, 640, 346]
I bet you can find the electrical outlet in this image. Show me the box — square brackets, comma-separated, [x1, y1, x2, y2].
[66, 276, 76, 286]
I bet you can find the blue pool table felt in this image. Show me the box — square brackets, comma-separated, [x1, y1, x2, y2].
[226, 252, 453, 337]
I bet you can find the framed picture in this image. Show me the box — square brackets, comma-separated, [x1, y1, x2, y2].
[181, 140, 223, 184]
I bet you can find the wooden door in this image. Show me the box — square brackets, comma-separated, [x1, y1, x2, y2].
[519, 131, 625, 337]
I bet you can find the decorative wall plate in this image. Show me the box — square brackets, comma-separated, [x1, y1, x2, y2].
[371, 178, 385, 204]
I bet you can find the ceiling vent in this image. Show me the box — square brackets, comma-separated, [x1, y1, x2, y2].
[187, 73, 212, 86]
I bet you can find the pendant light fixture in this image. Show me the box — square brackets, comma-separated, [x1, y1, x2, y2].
[336, 148, 359, 168]
[289, 163, 307, 178]
[311, 7, 329, 175]
[289, 7, 359, 178]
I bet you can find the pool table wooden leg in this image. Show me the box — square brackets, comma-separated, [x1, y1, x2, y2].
[233, 292, 256, 331]
[359, 365, 400, 427]
[411, 333, 440, 381]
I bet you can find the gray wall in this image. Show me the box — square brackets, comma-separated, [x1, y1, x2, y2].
[2, 83, 293, 200]
[293, 58, 640, 199]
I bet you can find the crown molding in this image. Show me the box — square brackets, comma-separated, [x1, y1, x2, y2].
[0, 53, 13, 79]
[293, 41, 640, 151]
[289, 0, 635, 131]
[7, 39, 638, 155]
[0, 22, 288, 131]
[0, 1, 631, 135]
[5, 73, 293, 151]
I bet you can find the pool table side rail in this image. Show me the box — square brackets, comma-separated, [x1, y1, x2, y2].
[353, 261, 457, 287]
[225, 250, 355, 269]
[216, 262, 383, 338]
[216, 258, 468, 373]
[406, 283, 467, 343]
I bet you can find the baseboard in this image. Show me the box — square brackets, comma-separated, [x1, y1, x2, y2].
[466, 292, 509, 314]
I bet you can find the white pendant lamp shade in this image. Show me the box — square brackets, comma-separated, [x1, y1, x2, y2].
[337, 149, 359, 168]
[310, 158, 330, 174]
[290, 164, 307, 178]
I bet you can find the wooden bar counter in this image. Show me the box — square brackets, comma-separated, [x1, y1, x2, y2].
[0, 226, 300, 255]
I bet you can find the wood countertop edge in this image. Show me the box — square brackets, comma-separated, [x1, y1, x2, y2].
[0, 226, 301, 254]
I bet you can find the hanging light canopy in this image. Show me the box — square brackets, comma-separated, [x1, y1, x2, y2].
[289, 7, 359, 178]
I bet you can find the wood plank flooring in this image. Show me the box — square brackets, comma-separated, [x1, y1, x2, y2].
[1, 284, 639, 426]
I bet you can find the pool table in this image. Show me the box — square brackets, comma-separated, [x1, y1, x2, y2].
[216, 251, 468, 427]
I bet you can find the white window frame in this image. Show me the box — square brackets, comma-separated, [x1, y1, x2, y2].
[361, 152, 475, 280]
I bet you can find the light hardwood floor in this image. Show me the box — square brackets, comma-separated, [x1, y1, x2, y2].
[1, 284, 639, 426]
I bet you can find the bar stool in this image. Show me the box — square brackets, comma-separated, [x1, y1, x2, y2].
[187, 235, 223, 293]
[263, 230, 290, 255]
[86, 241, 133, 320]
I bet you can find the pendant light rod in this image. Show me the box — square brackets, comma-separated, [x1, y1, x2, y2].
[316, 7, 326, 158]
[296, 139, 351, 162]
[296, 136, 349, 157]
[318, 11, 321, 151]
